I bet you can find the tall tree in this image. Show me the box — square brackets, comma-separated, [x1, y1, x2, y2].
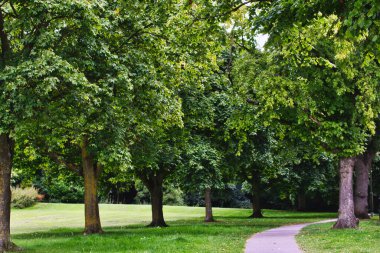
[228, 0, 380, 228]
[131, 128, 183, 227]
[179, 137, 223, 222]
[0, 0, 109, 246]
[126, 1, 224, 227]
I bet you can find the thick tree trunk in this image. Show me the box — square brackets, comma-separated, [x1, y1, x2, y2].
[250, 175, 263, 218]
[297, 191, 307, 211]
[333, 157, 359, 229]
[204, 188, 214, 222]
[354, 151, 375, 219]
[144, 174, 167, 227]
[81, 140, 103, 235]
[0, 135, 18, 252]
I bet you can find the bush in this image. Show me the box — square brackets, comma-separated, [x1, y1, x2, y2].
[163, 187, 184, 206]
[11, 186, 38, 209]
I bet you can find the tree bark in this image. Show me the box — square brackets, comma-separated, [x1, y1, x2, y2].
[0, 134, 18, 252]
[143, 173, 167, 227]
[204, 188, 214, 222]
[333, 157, 359, 229]
[81, 139, 103, 235]
[354, 150, 375, 219]
[250, 174, 263, 218]
[0, 10, 19, 252]
[0, 9, 11, 64]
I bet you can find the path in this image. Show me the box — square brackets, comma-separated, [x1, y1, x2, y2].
[244, 219, 336, 253]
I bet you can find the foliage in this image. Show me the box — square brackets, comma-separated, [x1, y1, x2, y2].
[242, 1, 380, 158]
[11, 187, 38, 209]
[179, 136, 224, 192]
[163, 187, 184, 206]
[11, 153, 85, 203]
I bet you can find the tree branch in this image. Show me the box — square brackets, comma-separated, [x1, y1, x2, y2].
[48, 152, 82, 175]
[9, 0, 17, 17]
[0, 7, 11, 62]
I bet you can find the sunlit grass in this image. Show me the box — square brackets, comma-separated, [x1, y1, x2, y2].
[11, 203, 336, 252]
[297, 217, 380, 253]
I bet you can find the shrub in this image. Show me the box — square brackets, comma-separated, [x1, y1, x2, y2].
[163, 187, 184, 206]
[11, 186, 38, 209]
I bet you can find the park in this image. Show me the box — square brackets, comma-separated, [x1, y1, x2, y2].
[0, 1, 379, 252]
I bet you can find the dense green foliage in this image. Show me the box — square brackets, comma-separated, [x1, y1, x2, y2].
[0, 0, 379, 251]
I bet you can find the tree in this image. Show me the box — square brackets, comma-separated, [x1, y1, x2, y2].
[179, 137, 223, 222]
[177, 58, 230, 222]
[131, 128, 182, 227]
[354, 129, 380, 219]
[125, 1, 224, 227]
[0, 0, 110, 246]
[228, 0, 380, 228]
[226, 45, 276, 218]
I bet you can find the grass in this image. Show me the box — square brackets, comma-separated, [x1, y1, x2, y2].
[11, 203, 336, 253]
[297, 217, 380, 253]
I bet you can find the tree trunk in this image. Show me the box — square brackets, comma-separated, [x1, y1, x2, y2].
[0, 11, 19, 251]
[297, 191, 307, 211]
[0, 134, 18, 252]
[81, 140, 103, 235]
[354, 151, 375, 219]
[204, 188, 214, 222]
[333, 157, 359, 229]
[250, 174, 263, 218]
[144, 174, 167, 227]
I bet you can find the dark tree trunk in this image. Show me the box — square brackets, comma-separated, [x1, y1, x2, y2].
[297, 191, 307, 211]
[204, 188, 214, 222]
[333, 157, 359, 229]
[0, 10, 20, 252]
[143, 173, 167, 227]
[250, 174, 263, 218]
[81, 139, 103, 235]
[354, 150, 375, 219]
[0, 134, 18, 252]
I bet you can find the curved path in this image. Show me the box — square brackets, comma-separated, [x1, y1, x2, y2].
[244, 219, 336, 253]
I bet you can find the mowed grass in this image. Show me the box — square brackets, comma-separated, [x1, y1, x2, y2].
[297, 217, 380, 253]
[11, 203, 336, 253]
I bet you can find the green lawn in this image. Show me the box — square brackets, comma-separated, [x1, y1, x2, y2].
[11, 203, 335, 253]
[297, 217, 380, 253]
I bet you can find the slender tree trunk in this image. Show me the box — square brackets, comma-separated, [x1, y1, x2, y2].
[333, 157, 359, 229]
[354, 151, 375, 219]
[144, 174, 167, 227]
[297, 191, 307, 211]
[81, 140, 103, 235]
[204, 188, 214, 222]
[250, 175, 263, 218]
[0, 134, 18, 252]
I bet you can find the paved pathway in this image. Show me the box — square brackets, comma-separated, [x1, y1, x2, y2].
[244, 219, 336, 253]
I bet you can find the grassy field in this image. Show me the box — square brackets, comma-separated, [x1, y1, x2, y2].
[11, 203, 336, 253]
[297, 217, 380, 253]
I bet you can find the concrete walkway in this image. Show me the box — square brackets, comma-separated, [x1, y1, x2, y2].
[245, 219, 336, 253]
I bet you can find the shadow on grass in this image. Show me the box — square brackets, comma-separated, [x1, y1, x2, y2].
[10, 212, 339, 253]
[13, 212, 336, 241]
[213, 213, 336, 220]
